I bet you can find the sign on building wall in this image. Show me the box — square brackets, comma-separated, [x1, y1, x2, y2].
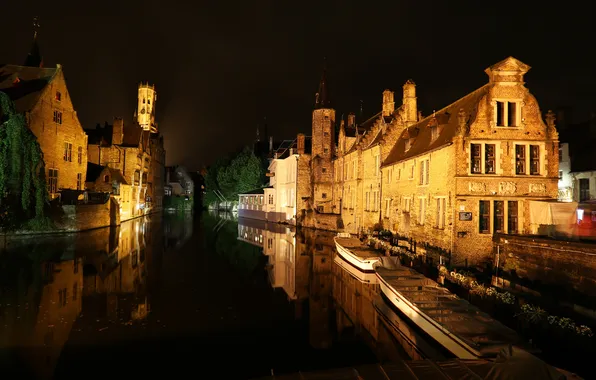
[459, 212, 473, 221]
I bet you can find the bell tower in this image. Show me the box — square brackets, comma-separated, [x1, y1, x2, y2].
[311, 61, 335, 213]
[137, 83, 157, 133]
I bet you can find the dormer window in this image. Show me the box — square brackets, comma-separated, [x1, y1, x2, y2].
[495, 100, 520, 127]
[55, 91, 62, 101]
[430, 125, 438, 142]
[405, 138, 414, 152]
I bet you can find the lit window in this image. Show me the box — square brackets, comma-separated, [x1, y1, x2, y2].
[436, 198, 446, 229]
[53, 110, 63, 124]
[419, 159, 429, 185]
[63, 142, 72, 162]
[48, 169, 58, 194]
[418, 198, 426, 225]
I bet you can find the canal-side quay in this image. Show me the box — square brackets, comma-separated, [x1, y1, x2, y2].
[358, 234, 593, 377]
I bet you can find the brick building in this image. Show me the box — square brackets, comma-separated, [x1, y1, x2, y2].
[380, 57, 559, 265]
[86, 83, 165, 220]
[333, 82, 419, 234]
[0, 63, 88, 197]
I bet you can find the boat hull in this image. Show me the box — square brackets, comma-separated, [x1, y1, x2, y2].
[333, 254, 378, 284]
[334, 237, 379, 272]
[377, 273, 482, 359]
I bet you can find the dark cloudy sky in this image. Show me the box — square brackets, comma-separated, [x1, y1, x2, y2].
[1, 1, 595, 170]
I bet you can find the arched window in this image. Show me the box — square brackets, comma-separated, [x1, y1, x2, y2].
[104, 175, 110, 183]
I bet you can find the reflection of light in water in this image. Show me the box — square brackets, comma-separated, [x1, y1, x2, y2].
[577, 209, 584, 223]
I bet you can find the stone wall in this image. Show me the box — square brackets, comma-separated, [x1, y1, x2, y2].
[26, 68, 88, 194]
[494, 234, 596, 296]
[298, 210, 342, 232]
[58, 197, 119, 232]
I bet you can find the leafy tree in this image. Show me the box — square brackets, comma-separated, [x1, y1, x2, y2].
[0, 92, 50, 230]
[203, 146, 265, 208]
[217, 146, 263, 199]
[203, 156, 229, 208]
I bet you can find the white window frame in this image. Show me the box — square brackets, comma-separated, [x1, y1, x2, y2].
[375, 154, 380, 177]
[385, 198, 392, 218]
[419, 159, 429, 186]
[403, 197, 411, 213]
[514, 142, 544, 176]
[435, 197, 446, 229]
[418, 197, 426, 225]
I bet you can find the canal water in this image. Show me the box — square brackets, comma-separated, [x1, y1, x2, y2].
[0, 211, 431, 379]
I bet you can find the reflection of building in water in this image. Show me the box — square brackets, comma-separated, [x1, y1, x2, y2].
[163, 212, 194, 249]
[236, 219, 335, 349]
[264, 225, 296, 300]
[82, 217, 154, 322]
[297, 229, 335, 350]
[238, 218, 305, 302]
[0, 251, 82, 380]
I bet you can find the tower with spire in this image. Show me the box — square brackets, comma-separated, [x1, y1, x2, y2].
[311, 59, 335, 213]
[24, 16, 43, 68]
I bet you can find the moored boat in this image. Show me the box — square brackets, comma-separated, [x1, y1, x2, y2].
[333, 233, 383, 273]
[376, 266, 530, 360]
[333, 253, 378, 284]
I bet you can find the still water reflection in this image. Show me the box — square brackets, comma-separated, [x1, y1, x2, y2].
[0, 212, 428, 379]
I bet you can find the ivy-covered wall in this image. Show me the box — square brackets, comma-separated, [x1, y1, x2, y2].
[0, 92, 50, 231]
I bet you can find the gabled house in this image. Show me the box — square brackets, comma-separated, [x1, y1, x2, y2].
[85, 117, 152, 220]
[381, 57, 559, 265]
[0, 63, 88, 198]
[85, 162, 133, 217]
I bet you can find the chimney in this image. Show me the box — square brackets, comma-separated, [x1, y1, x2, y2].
[112, 118, 124, 145]
[382, 90, 395, 117]
[297, 133, 305, 155]
[402, 80, 418, 125]
[348, 112, 356, 127]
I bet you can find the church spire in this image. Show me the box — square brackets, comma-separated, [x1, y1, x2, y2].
[24, 16, 43, 68]
[314, 58, 330, 109]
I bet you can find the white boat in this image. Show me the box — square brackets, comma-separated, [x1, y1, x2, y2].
[334, 234, 382, 273]
[376, 266, 526, 360]
[333, 254, 378, 284]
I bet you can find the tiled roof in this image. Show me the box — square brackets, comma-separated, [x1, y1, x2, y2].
[0, 64, 58, 113]
[85, 162, 128, 184]
[382, 85, 490, 167]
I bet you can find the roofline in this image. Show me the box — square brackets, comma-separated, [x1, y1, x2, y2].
[381, 142, 453, 168]
[406, 84, 490, 133]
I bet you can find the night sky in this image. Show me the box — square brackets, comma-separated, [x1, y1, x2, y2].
[1, 2, 594, 170]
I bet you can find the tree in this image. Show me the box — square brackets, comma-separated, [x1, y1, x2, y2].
[217, 146, 262, 199]
[0, 92, 50, 230]
[203, 146, 265, 209]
